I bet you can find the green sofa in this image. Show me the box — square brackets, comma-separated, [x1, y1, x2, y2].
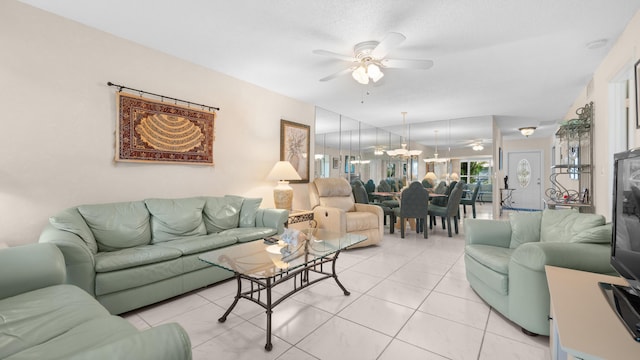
[464, 209, 613, 336]
[0, 243, 192, 360]
[39, 196, 287, 314]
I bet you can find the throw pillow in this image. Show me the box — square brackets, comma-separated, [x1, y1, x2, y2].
[509, 211, 542, 248]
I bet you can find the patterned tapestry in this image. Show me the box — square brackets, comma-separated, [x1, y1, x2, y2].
[116, 93, 215, 165]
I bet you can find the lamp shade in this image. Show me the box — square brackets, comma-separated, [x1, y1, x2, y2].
[266, 161, 301, 181]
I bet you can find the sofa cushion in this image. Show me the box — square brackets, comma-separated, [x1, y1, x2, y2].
[155, 234, 238, 255]
[145, 198, 207, 243]
[345, 212, 378, 232]
[0, 284, 111, 359]
[570, 223, 612, 244]
[78, 201, 151, 252]
[464, 253, 510, 296]
[465, 244, 514, 275]
[94, 245, 182, 273]
[540, 209, 605, 243]
[237, 196, 263, 228]
[203, 196, 243, 233]
[95, 258, 184, 296]
[314, 178, 356, 212]
[49, 208, 98, 254]
[220, 227, 277, 243]
[509, 211, 542, 249]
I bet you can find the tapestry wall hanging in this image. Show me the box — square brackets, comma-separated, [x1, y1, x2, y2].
[116, 93, 215, 165]
[280, 119, 310, 183]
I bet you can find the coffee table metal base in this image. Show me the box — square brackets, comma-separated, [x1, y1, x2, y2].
[217, 250, 349, 351]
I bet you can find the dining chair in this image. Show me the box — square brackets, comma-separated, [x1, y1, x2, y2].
[460, 182, 481, 218]
[393, 181, 428, 239]
[428, 181, 464, 237]
[352, 181, 395, 229]
[431, 180, 457, 207]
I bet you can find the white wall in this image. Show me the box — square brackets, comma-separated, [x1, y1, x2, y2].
[565, 10, 640, 220]
[0, 1, 315, 246]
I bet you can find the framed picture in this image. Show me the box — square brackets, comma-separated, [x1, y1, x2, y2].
[499, 147, 503, 170]
[280, 119, 310, 183]
[332, 157, 339, 169]
[635, 59, 640, 128]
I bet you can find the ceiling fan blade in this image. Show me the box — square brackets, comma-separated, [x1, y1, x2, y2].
[381, 58, 434, 70]
[312, 49, 356, 62]
[370, 32, 406, 59]
[319, 67, 354, 82]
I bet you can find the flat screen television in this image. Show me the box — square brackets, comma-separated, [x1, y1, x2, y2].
[601, 148, 640, 341]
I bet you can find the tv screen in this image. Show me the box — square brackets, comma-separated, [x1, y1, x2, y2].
[604, 149, 640, 341]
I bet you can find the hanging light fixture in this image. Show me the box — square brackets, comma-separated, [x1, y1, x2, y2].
[386, 112, 422, 157]
[519, 127, 536, 137]
[352, 59, 384, 85]
[423, 130, 449, 163]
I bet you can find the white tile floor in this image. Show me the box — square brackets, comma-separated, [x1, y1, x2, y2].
[123, 203, 551, 360]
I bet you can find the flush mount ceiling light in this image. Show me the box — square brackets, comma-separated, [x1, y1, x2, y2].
[472, 143, 484, 151]
[519, 127, 536, 137]
[387, 112, 422, 157]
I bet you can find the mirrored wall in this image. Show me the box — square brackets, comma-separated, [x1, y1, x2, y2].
[314, 107, 495, 189]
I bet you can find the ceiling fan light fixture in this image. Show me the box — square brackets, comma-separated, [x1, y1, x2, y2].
[367, 63, 384, 82]
[519, 127, 536, 137]
[352, 66, 369, 84]
[472, 144, 484, 151]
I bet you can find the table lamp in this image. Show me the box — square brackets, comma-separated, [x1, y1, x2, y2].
[266, 161, 301, 210]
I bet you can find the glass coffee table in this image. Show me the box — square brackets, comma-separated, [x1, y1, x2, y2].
[199, 229, 366, 351]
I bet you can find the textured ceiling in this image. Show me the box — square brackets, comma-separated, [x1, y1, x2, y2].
[19, 0, 640, 150]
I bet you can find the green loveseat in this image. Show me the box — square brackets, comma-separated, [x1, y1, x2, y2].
[0, 243, 192, 360]
[464, 209, 613, 336]
[39, 196, 287, 314]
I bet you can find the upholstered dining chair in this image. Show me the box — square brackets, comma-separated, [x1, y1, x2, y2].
[431, 181, 457, 207]
[352, 181, 395, 229]
[460, 182, 481, 218]
[393, 181, 429, 239]
[428, 181, 464, 237]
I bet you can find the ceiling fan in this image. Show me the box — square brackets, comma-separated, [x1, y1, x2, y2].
[313, 32, 434, 84]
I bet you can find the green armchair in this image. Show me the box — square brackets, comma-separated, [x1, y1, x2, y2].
[464, 209, 613, 336]
[0, 243, 192, 360]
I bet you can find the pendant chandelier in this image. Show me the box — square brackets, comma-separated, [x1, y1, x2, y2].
[386, 112, 422, 157]
[423, 130, 450, 163]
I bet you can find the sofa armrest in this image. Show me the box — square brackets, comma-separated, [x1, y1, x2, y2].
[464, 219, 512, 248]
[256, 208, 288, 234]
[0, 243, 66, 300]
[510, 241, 613, 273]
[39, 224, 97, 296]
[312, 206, 346, 234]
[68, 323, 192, 360]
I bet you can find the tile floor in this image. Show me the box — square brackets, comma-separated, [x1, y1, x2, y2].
[123, 203, 551, 360]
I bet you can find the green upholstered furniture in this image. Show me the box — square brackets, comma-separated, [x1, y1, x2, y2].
[39, 196, 287, 315]
[0, 243, 192, 360]
[464, 209, 613, 336]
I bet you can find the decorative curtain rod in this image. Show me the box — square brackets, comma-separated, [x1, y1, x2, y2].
[107, 81, 220, 111]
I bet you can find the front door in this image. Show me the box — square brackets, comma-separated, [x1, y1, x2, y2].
[506, 150, 543, 210]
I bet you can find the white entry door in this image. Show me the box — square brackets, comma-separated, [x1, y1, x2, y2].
[506, 150, 543, 210]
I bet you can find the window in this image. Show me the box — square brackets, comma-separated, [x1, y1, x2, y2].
[460, 160, 491, 185]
